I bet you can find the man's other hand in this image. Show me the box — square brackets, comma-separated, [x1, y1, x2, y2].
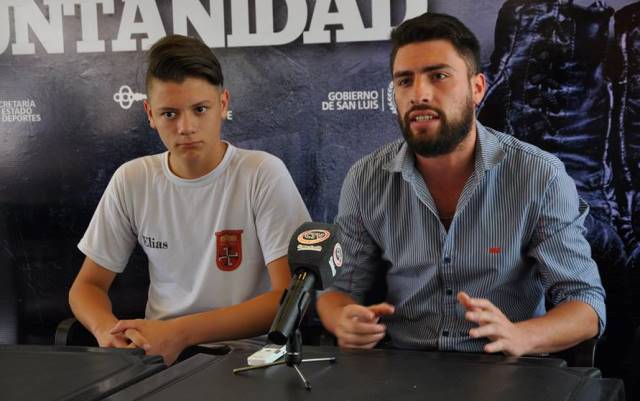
[335, 303, 395, 349]
[458, 291, 530, 356]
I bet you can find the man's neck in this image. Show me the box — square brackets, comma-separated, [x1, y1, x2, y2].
[414, 125, 477, 221]
[415, 125, 477, 187]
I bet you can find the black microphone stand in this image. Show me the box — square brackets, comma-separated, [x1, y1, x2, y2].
[233, 328, 336, 390]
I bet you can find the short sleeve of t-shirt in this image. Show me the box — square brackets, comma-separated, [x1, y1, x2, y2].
[77, 164, 138, 273]
[250, 154, 311, 265]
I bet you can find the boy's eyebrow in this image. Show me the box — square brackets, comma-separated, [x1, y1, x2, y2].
[191, 100, 211, 107]
[156, 100, 211, 111]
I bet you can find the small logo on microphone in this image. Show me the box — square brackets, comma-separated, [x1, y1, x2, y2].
[113, 85, 147, 110]
[333, 243, 343, 268]
[297, 244, 322, 252]
[297, 229, 330, 245]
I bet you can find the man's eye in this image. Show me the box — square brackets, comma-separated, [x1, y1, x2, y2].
[162, 112, 176, 119]
[432, 73, 448, 80]
[396, 78, 411, 87]
[195, 106, 209, 113]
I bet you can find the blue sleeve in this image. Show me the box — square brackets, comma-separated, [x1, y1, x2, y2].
[527, 168, 607, 335]
[329, 165, 386, 304]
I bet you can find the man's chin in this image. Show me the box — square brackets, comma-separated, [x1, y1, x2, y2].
[404, 128, 439, 146]
[404, 129, 461, 157]
[410, 126, 439, 138]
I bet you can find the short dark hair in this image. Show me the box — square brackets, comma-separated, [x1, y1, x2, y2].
[146, 34, 224, 92]
[390, 13, 481, 77]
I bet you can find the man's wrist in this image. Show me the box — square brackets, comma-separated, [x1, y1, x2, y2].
[513, 320, 542, 355]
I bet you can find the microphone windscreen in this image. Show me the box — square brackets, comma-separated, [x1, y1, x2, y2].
[287, 222, 342, 290]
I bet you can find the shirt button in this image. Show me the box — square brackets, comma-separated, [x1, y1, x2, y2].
[442, 330, 450, 337]
[446, 288, 453, 295]
[443, 256, 451, 264]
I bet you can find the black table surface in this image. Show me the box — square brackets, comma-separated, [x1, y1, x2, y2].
[0, 345, 165, 401]
[104, 346, 625, 401]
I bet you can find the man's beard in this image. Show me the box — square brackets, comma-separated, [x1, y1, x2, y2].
[399, 95, 475, 158]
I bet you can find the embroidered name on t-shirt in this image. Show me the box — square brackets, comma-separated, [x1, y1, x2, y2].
[142, 235, 168, 249]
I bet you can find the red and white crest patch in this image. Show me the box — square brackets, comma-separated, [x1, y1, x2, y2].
[215, 230, 243, 271]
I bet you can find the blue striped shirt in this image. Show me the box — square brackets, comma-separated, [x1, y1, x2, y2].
[330, 122, 606, 352]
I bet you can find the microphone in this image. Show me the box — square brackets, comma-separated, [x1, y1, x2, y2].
[268, 222, 343, 345]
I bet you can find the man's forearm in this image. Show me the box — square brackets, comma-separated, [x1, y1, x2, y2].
[69, 282, 119, 336]
[170, 289, 287, 347]
[316, 291, 358, 335]
[517, 300, 599, 354]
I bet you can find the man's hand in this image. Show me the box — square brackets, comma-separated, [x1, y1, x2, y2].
[458, 292, 530, 356]
[334, 303, 395, 349]
[110, 319, 185, 365]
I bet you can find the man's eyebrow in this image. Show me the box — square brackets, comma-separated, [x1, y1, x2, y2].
[393, 70, 413, 79]
[393, 63, 454, 79]
[420, 63, 454, 73]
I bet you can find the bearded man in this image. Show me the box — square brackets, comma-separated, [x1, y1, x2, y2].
[316, 12, 605, 356]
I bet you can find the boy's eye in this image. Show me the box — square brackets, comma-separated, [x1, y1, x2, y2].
[162, 111, 176, 119]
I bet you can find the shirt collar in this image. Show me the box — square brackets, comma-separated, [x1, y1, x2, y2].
[384, 139, 412, 173]
[475, 121, 506, 173]
[383, 120, 506, 177]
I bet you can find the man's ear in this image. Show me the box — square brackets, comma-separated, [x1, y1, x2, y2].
[471, 73, 486, 106]
[143, 100, 156, 129]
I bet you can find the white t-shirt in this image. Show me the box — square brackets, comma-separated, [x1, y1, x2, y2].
[78, 143, 310, 320]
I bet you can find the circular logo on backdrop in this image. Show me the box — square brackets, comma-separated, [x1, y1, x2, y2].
[297, 229, 331, 245]
[333, 243, 343, 267]
[387, 81, 397, 115]
[113, 85, 147, 110]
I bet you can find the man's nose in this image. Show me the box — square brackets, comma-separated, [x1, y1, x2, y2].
[411, 77, 433, 105]
[177, 113, 196, 135]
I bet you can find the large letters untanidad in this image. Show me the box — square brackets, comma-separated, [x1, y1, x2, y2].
[0, 0, 428, 55]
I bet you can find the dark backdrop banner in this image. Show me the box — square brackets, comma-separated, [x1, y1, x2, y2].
[0, 0, 637, 380]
